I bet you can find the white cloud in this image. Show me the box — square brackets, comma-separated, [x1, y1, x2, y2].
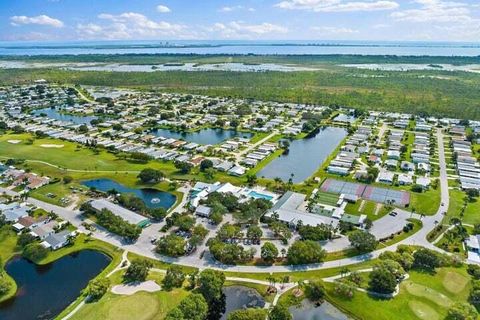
[76, 12, 189, 40]
[275, 0, 399, 12]
[311, 26, 359, 34]
[10, 15, 64, 28]
[220, 5, 255, 12]
[391, 0, 472, 23]
[388, 0, 480, 41]
[156, 5, 171, 13]
[209, 21, 288, 38]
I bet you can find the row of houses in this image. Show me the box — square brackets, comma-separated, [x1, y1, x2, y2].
[241, 143, 278, 168]
[1, 201, 74, 250]
[451, 127, 480, 190]
[1, 167, 50, 190]
[327, 125, 373, 176]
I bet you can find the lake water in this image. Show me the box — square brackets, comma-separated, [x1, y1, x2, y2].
[1, 40, 480, 56]
[81, 178, 176, 209]
[0, 250, 110, 320]
[290, 300, 350, 320]
[151, 128, 253, 145]
[258, 126, 347, 183]
[33, 107, 97, 125]
[222, 286, 266, 320]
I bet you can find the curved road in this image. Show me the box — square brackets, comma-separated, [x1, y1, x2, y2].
[1, 129, 450, 273]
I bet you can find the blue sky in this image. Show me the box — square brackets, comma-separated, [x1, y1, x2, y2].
[1, 0, 479, 42]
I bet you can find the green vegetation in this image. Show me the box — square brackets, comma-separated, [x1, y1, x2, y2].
[70, 289, 189, 320]
[2, 54, 480, 120]
[287, 240, 326, 265]
[326, 267, 473, 320]
[80, 203, 142, 240]
[0, 226, 18, 302]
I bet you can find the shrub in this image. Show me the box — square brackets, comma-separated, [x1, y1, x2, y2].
[22, 243, 48, 262]
[286, 240, 326, 265]
[85, 278, 110, 301]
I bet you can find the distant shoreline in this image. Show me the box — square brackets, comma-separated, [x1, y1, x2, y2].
[1, 40, 479, 57]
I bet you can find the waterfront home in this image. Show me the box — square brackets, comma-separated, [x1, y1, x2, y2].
[41, 230, 75, 250]
[327, 166, 350, 176]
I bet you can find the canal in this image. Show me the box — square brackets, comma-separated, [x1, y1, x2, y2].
[258, 126, 347, 183]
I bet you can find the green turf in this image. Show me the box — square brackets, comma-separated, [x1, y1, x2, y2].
[408, 300, 440, 320]
[315, 192, 340, 206]
[70, 290, 188, 320]
[441, 271, 469, 294]
[404, 282, 452, 307]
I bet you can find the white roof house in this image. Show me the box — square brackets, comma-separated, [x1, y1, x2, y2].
[90, 199, 150, 227]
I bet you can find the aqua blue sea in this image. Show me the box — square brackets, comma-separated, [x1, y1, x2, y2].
[0, 40, 479, 56]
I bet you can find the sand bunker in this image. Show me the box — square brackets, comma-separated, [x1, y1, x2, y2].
[111, 280, 161, 296]
[7, 140, 21, 144]
[40, 144, 64, 148]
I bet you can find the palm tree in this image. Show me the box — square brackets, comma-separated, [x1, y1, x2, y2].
[274, 177, 282, 189]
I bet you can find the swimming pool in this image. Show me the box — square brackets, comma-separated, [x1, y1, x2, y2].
[248, 190, 274, 201]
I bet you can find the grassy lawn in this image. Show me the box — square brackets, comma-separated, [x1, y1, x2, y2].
[249, 132, 270, 144]
[69, 289, 189, 320]
[445, 188, 480, 225]
[326, 267, 472, 320]
[409, 187, 441, 216]
[316, 192, 339, 206]
[126, 252, 198, 274]
[344, 199, 390, 221]
[224, 259, 376, 283]
[0, 226, 20, 303]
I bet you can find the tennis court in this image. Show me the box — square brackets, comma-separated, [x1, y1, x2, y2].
[320, 178, 410, 206]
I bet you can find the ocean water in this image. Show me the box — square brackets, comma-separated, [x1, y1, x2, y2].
[0, 40, 479, 56]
